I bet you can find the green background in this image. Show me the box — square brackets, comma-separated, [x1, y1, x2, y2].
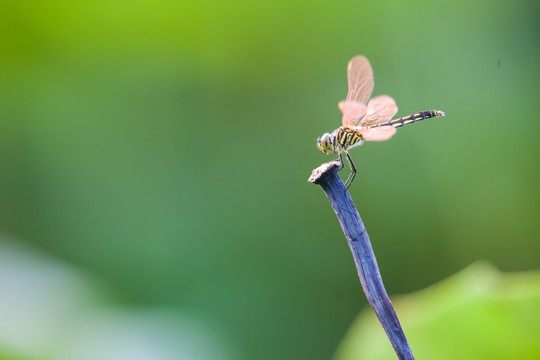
[0, 0, 538, 359]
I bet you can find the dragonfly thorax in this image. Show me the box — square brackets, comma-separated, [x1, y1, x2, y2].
[335, 127, 364, 151]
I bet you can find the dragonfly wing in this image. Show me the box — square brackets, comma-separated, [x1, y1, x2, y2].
[346, 56, 374, 105]
[339, 100, 367, 127]
[341, 56, 374, 127]
[360, 126, 397, 142]
[359, 95, 398, 127]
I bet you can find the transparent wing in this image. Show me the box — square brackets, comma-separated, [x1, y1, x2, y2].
[339, 100, 367, 127]
[359, 95, 398, 127]
[360, 126, 397, 142]
[346, 56, 374, 105]
[340, 55, 374, 127]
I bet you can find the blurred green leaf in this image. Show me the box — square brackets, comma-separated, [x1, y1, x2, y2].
[335, 262, 540, 360]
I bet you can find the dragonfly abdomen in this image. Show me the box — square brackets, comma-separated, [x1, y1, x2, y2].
[389, 110, 445, 129]
[335, 127, 363, 150]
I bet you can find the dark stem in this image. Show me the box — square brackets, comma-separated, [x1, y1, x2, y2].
[308, 161, 414, 360]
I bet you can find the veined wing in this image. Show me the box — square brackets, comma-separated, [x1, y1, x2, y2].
[340, 56, 374, 127]
[360, 126, 397, 141]
[339, 101, 367, 127]
[346, 56, 374, 105]
[359, 95, 398, 127]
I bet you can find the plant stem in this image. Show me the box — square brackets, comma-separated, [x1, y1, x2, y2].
[309, 161, 414, 360]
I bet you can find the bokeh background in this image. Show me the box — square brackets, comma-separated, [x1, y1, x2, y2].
[0, 0, 539, 359]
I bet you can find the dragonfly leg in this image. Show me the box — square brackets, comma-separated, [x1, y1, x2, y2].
[344, 152, 356, 190]
[336, 152, 344, 171]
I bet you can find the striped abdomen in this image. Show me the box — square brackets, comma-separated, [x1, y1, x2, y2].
[366, 110, 445, 129]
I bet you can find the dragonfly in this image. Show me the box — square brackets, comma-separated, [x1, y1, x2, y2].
[317, 55, 445, 189]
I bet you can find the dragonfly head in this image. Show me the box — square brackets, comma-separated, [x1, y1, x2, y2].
[317, 133, 334, 154]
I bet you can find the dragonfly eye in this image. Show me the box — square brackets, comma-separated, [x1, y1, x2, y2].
[317, 133, 334, 154]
